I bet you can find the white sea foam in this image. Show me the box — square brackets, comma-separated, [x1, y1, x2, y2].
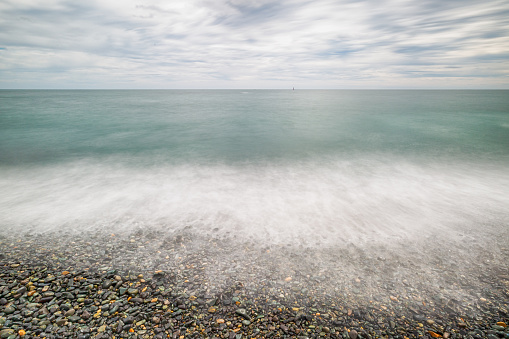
[1, 157, 508, 247]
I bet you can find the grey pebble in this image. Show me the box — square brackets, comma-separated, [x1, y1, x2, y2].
[235, 308, 251, 320]
[3, 306, 15, 314]
[127, 288, 138, 295]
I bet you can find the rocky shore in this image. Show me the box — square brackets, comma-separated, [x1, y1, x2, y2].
[0, 229, 508, 339]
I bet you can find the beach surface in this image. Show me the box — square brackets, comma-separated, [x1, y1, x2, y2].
[1, 227, 508, 339]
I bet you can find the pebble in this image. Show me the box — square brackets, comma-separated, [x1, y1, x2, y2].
[235, 308, 250, 320]
[0, 329, 14, 339]
[69, 315, 81, 322]
[3, 306, 15, 314]
[64, 308, 75, 316]
[55, 317, 66, 326]
[0, 230, 506, 339]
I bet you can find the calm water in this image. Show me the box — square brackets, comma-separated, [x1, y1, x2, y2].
[1, 90, 508, 243]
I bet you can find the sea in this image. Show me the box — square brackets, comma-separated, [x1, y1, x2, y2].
[1, 90, 508, 246]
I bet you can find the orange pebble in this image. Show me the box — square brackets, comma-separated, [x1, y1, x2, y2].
[428, 331, 442, 338]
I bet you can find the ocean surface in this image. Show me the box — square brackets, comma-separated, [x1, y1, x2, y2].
[1, 90, 508, 245]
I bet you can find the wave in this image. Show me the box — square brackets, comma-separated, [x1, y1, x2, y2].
[1, 156, 508, 247]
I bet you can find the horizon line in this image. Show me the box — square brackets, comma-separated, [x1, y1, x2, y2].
[1, 88, 509, 91]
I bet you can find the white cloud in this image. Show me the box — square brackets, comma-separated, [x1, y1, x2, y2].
[0, 0, 508, 88]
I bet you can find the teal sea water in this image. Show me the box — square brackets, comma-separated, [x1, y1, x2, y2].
[1, 90, 508, 244]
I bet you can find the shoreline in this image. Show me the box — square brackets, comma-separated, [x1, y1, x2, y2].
[0, 230, 508, 338]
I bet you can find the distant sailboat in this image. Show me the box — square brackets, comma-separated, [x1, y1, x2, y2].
[293, 87, 294, 90]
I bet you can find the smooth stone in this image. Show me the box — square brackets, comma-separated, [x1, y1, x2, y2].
[65, 308, 75, 317]
[102, 281, 112, 289]
[13, 287, 27, 295]
[55, 317, 66, 326]
[62, 292, 74, 299]
[413, 314, 425, 321]
[69, 315, 81, 322]
[116, 320, 124, 334]
[60, 304, 71, 311]
[235, 308, 250, 320]
[0, 329, 14, 339]
[110, 303, 120, 314]
[4, 306, 15, 314]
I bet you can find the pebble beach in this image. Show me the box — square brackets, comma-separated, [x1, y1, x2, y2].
[1, 228, 508, 339]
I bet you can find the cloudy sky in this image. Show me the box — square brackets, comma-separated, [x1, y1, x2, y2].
[1, 0, 508, 89]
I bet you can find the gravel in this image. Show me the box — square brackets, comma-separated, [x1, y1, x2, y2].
[0, 228, 508, 338]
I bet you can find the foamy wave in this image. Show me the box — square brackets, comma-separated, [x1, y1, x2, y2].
[1, 157, 508, 246]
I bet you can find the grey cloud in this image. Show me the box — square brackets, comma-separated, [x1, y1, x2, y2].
[0, 0, 508, 88]
[217, 1, 288, 27]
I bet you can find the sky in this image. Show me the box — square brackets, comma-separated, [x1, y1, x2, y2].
[0, 0, 508, 89]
